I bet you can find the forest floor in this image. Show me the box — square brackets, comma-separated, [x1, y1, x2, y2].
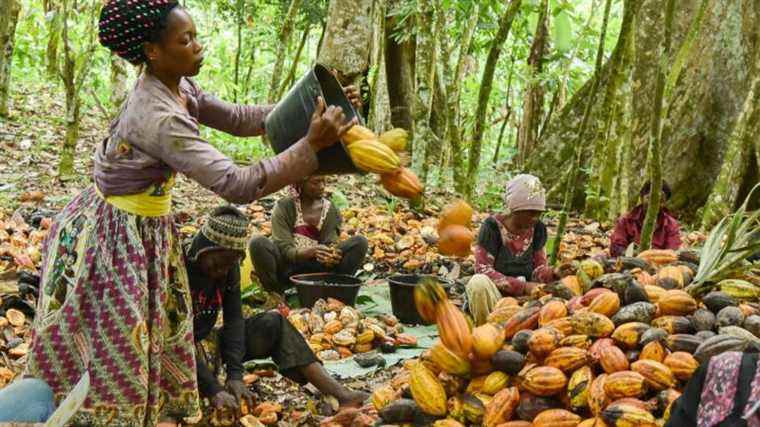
[0, 84, 709, 426]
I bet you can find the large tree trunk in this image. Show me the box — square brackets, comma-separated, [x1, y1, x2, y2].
[318, 0, 373, 89]
[0, 0, 21, 118]
[516, 0, 549, 167]
[528, 0, 760, 221]
[701, 44, 760, 229]
[384, 2, 415, 148]
[268, 0, 302, 103]
[464, 0, 522, 200]
[368, 0, 391, 132]
[109, 55, 128, 114]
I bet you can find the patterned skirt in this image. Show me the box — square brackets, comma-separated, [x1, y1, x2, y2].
[24, 186, 201, 426]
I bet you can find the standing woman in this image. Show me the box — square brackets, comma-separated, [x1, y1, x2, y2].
[24, 1, 357, 426]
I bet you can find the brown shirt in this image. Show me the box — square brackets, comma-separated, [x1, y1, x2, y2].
[93, 73, 318, 204]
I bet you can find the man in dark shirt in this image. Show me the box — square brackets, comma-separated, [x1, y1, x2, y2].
[186, 206, 368, 411]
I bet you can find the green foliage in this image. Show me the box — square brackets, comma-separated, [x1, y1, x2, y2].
[7, 0, 623, 211]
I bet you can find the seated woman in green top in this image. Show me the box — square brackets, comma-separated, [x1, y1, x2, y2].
[250, 176, 368, 295]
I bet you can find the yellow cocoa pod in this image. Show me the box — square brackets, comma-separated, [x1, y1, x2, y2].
[346, 139, 400, 174]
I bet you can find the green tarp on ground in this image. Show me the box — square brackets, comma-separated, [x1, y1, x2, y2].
[246, 282, 440, 379]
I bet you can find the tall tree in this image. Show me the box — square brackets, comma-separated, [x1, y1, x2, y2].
[278, 24, 311, 99]
[445, 2, 480, 192]
[318, 0, 373, 89]
[639, 0, 676, 250]
[550, 0, 613, 265]
[464, 0, 522, 200]
[367, 0, 391, 132]
[268, 0, 302, 103]
[43, 0, 61, 78]
[385, 0, 416, 148]
[57, 0, 98, 177]
[583, 0, 639, 220]
[415, 0, 440, 176]
[0, 0, 21, 117]
[516, 0, 549, 167]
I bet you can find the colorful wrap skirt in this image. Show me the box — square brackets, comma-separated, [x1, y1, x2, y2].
[23, 186, 201, 426]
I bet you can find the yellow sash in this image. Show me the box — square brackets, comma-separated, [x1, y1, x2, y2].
[96, 175, 175, 217]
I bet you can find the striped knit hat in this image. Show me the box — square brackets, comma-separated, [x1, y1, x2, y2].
[200, 206, 249, 253]
[98, 0, 179, 65]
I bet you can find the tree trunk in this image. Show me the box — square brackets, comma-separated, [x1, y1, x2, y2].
[639, 0, 676, 251]
[529, 0, 759, 221]
[701, 46, 760, 228]
[446, 2, 480, 192]
[279, 24, 311, 99]
[44, 0, 60, 78]
[549, 0, 613, 265]
[233, 0, 244, 103]
[384, 3, 415, 148]
[516, 0, 549, 167]
[493, 66, 515, 164]
[268, 0, 302, 103]
[464, 0, 522, 200]
[318, 0, 373, 88]
[0, 0, 21, 117]
[58, 0, 97, 178]
[109, 55, 128, 114]
[583, 0, 639, 220]
[416, 0, 440, 176]
[368, 0, 391, 132]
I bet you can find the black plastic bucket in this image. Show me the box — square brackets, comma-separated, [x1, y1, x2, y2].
[290, 273, 363, 308]
[265, 63, 362, 175]
[387, 275, 453, 325]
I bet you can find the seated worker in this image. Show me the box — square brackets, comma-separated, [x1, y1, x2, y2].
[249, 176, 368, 295]
[665, 351, 759, 426]
[609, 180, 682, 257]
[187, 206, 368, 412]
[466, 174, 555, 325]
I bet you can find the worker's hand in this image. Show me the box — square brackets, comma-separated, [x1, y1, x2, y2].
[315, 246, 338, 266]
[226, 379, 256, 411]
[306, 96, 357, 152]
[342, 85, 362, 111]
[299, 246, 321, 260]
[211, 390, 239, 411]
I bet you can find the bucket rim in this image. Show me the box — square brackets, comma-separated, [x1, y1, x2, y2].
[290, 272, 363, 288]
[387, 274, 454, 288]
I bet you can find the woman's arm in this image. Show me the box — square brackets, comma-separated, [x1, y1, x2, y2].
[150, 113, 317, 204]
[609, 217, 631, 257]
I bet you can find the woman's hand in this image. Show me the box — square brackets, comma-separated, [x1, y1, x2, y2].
[212, 390, 239, 411]
[306, 97, 357, 152]
[226, 379, 255, 410]
[342, 85, 362, 111]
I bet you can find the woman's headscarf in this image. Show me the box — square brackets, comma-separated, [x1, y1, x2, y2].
[504, 174, 546, 215]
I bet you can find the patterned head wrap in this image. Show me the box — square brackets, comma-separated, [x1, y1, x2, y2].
[200, 206, 249, 253]
[504, 174, 546, 215]
[98, 0, 180, 65]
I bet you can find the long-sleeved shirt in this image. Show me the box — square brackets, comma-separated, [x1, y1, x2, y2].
[609, 205, 682, 257]
[187, 260, 245, 398]
[93, 73, 318, 203]
[270, 197, 341, 263]
[474, 215, 554, 296]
